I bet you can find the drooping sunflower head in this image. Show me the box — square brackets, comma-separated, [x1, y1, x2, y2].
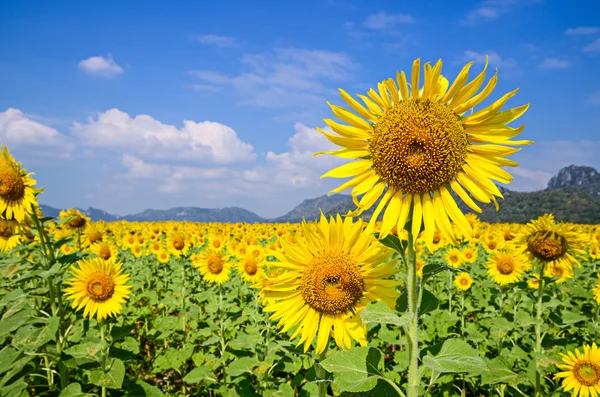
[263, 214, 400, 354]
[555, 343, 600, 397]
[317, 58, 531, 251]
[64, 257, 131, 321]
[0, 146, 40, 222]
[516, 214, 586, 271]
[193, 248, 232, 285]
[486, 249, 526, 286]
[59, 208, 90, 231]
[454, 272, 473, 291]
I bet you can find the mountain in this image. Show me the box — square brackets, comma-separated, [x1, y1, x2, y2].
[39, 165, 600, 224]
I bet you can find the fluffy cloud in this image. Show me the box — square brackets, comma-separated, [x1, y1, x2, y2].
[78, 55, 123, 77]
[191, 34, 238, 47]
[583, 39, 600, 53]
[565, 26, 599, 35]
[462, 0, 542, 25]
[188, 48, 354, 108]
[73, 109, 256, 164]
[0, 108, 74, 157]
[538, 58, 573, 69]
[363, 12, 414, 29]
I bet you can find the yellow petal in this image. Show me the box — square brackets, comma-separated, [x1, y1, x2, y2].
[327, 102, 373, 130]
[411, 58, 421, 99]
[321, 160, 372, 179]
[338, 88, 378, 122]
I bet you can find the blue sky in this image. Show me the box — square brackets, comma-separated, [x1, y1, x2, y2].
[1, 0, 599, 218]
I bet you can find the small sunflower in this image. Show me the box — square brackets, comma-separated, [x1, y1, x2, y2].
[461, 246, 478, 264]
[486, 249, 526, 286]
[454, 272, 473, 291]
[0, 218, 22, 252]
[516, 214, 586, 271]
[64, 257, 131, 321]
[445, 247, 462, 268]
[263, 214, 400, 354]
[527, 274, 540, 290]
[83, 226, 103, 246]
[193, 249, 232, 284]
[237, 253, 265, 283]
[155, 249, 171, 264]
[59, 209, 90, 231]
[594, 276, 600, 305]
[168, 232, 189, 257]
[544, 262, 573, 284]
[317, 58, 531, 251]
[0, 145, 40, 222]
[91, 241, 119, 262]
[555, 343, 600, 397]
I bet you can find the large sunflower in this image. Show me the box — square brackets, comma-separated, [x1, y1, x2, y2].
[317, 58, 530, 250]
[64, 257, 131, 321]
[0, 145, 39, 222]
[262, 214, 400, 354]
[516, 214, 586, 271]
[555, 343, 600, 397]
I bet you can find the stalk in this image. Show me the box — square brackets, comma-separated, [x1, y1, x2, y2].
[315, 346, 329, 397]
[406, 232, 419, 397]
[218, 284, 226, 359]
[448, 271, 453, 313]
[181, 257, 187, 332]
[534, 262, 547, 397]
[100, 321, 108, 397]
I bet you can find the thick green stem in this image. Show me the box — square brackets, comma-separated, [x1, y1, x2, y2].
[448, 272, 453, 313]
[181, 258, 187, 332]
[100, 321, 108, 397]
[218, 284, 226, 359]
[315, 347, 329, 397]
[406, 232, 419, 397]
[534, 262, 547, 397]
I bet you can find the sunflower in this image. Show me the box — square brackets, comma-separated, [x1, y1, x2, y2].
[454, 272, 473, 291]
[168, 232, 189, 257]
[64, 257, 131, 321]
[516, 214, 586, 272]
[555, 343, 600, 397]
[594, 276, 600, 305]
[262, 215, 400, 354]
[527, 274, 540, 290]
[237, 253, 265, 283]
[156, 249, 171, 264]
[193, 249, 232, 284]
[83, 226, 103, 246]
[461, 246, 478, 264]
[0, 146, 40, 222]
[544, 262, 573, 284]
[91, 241, 119, 262]
[317, 58, 530, 251]
[445, 247, 462, 268]
[0, 218, 22, 252]
[486, 249, 526, 286]
[59, 209, 90, 231]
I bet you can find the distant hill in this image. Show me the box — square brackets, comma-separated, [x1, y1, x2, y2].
[40, 164, 600, 224]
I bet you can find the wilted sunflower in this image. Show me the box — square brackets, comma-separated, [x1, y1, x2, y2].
[516, 214, 586, 271]
[454, 272, 473, 291]
[64, 257, 131, 321]
[317, 58, 530, 250]
[486, 249, 526, 286]
[0, 146, 40, 222]
[555, 343, 600, 397]
[59, 209, 90, 231]
[193, 249, 232, 284]
[263, 214, 400, 354]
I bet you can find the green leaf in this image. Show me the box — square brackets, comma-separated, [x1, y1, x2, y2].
[396, 289, 439, 315]
[561, 310, 586, 325]
[89, 358, 126, 389]
[421, 263, 458, 281]
[59, 383, 92, 397]
[123, 380, 166, 397]
[480, 358, 529, 387]
[226, 357, 259, 377]
[361, 302, 412, 327]
[0, 311, 32, 338]
[320, 346, 384, 393]
[11, 324, 55, 352]
[373, 233, 406, 253]
[422, 339, 487, 374]
[183, 367, 217, 384]
[0, 348, 21, 376]
[64, 341, 105, 362]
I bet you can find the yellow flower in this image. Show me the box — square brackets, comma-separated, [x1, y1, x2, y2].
[527, 274, 540, 290]
[83, 226, 103, 247]
[460, 246, 478, 264]
[594, 276, 600, 305]
[555, 343, 600, 397]
[91, 241, 119, 263]
[0, 219, 22, 252]
[0, 145, 40, 222]
[64, 258, 131, 321]
[168, 232, 189, 257]
[454, 272, 473, 291]
[317, 58, 530, 251]
[263, 215, 400, 354]
[193, 249, 232, 284]
[59, 209, 90, 231]
[237, 253, 265, 283]
[445, 247, 462, 268]
[155, 249, 171, 264]
[544, 262, 573, 284]
[486, 249, 526, 286]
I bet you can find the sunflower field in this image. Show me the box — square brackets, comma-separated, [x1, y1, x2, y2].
[1, 58, 600, 397]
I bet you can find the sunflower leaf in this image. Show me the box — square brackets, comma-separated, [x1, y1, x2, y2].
[373, 233, 406, 254]
[422, 339, 487, 374]
[320, 346, 386, 393]
[361, 301, 413, 327]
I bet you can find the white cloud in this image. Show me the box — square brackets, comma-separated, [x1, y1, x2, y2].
[538, 58, 573, 69]
[462, 50, 518, 71]
[510, 168, 554, 190]
[363, 12, 414, 29]
[462, 0, 542, 25]
[0, 108, 74, 157]
[565, 26, 600, 35]
[191, 34, 238, 47]
[583, 39, 600, 53]
[73, 109, 256, 164]
[587, 91, 600, 104]
[78, 55, 123, 77]
[188, 48, 355, 108]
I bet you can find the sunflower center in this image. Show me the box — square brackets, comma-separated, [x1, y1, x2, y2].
[527, 231, 567, 262]
[449, 254, 459, 264]
[460, 278, 469, 286]
[68, 216, 87, 229]
[207, 256, 224, 274]
[496, 259, 515, 275]
[370, 99, 467, 195]
[86, 273, 115, 302]
[89, 231, 103, 244]
[99, 246, 112, 260]
[551, 266, 564, 277]
[301, 252, 364, 315]
[0, 219, 17, 239]
[0, 165, 26, 202]
[172, 236, 185, 250]
[244, 259, 258, 275]
[574, 362, 600, 386]
[212, 240, 221, 248]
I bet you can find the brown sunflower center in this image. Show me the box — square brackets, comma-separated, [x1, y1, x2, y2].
[98, 246, 112, 260]
[449, 254, 459, 264]
[207, 255, 224, 274]
[0, 165, 25, 202]
[370, 99, 467, 195]
[244, 258, 258, 275]
[301, 252, 364, 315]
[172, 236, 185, 250]
[0, 219, 18, 239]
[68, 216, 87, 229]
[496, 259, 515, 275]
[86, 273, 115, 302]
[574, 362, 600, 386]
[212, 239, 221, 248]
[88, 231, 103, 244]
[527, 231, 567, 262]
[460, 278, 469, 286]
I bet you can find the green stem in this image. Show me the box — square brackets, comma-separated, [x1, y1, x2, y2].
[315, 346, 329, 397]
[448, 271, 453, 313]
[461, 293, 465, 337]
[181, 258, 186, 332]
[100, 321, 108, 397]
[534, 262, 547, 397]
[406, 232, 419, 397]
[218, 284, 226, 360]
